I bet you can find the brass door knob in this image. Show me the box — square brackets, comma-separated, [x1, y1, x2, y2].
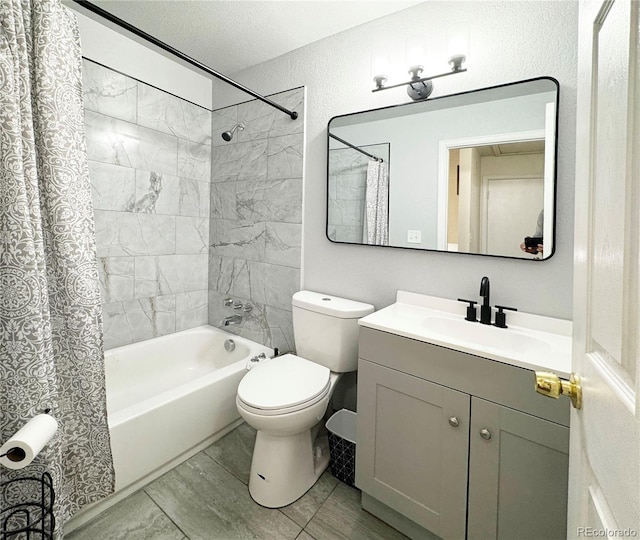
[535, 371, 582, 409]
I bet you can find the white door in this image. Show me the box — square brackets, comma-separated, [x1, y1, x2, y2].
[483, 176, 543, 258]
[569, 0, 640, 535]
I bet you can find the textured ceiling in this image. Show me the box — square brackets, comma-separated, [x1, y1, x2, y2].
[89, 1, 423, 75]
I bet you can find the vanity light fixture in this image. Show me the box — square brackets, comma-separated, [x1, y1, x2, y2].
[373, 56, 467, 100]
[372, 25, 469, 101]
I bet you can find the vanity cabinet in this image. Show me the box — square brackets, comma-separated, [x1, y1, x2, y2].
[356, 327, 570, 540]
[357, 361, 470, 539]
[467, 397, 568, 540]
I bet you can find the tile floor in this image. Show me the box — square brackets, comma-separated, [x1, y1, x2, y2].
[66, 423, 408, 540]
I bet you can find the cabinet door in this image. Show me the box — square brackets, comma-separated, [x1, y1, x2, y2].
[356, 360, 470, 539]
[467, 397, 569, 540]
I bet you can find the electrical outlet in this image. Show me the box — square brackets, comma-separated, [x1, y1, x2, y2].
[407, 230, 422, 244]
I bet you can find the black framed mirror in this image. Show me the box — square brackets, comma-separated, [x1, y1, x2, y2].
[327, 77, 559, 260]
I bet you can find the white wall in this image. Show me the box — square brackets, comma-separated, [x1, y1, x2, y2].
[68, 6, 212, 108]
[212, 1, 577, 318]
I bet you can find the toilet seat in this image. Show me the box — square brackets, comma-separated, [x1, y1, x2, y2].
[237, 354, 331, 415]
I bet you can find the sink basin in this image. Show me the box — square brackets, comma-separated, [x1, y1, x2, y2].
[358, 291, 572, 377]
[421, 317, 551, 356]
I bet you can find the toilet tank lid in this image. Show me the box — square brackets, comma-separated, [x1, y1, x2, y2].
[292, 291, 374, 319]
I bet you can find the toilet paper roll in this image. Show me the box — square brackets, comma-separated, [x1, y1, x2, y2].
[0, 414, 58, 470]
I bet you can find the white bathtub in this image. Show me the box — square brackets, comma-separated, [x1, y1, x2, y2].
[105, 325, 272, 492]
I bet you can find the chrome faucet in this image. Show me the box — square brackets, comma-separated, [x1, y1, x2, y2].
[223, 314, 242, 326]
[479, 276, 492, 325]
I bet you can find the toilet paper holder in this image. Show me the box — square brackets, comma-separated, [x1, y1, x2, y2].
[0, 471, 56, 539]
[0, 409, 56, 537]
[0, 409, 57, 469]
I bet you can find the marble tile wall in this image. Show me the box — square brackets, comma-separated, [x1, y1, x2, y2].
[328, 144, 389, 243]
[83, 60, 211, 349]
[209, 88, 304, 353]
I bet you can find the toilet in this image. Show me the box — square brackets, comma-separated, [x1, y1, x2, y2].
[236, 290, 374, 508]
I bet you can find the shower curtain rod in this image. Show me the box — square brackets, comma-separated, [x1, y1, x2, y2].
[329, 133, 383, 162]
[72, 0, 298, 120]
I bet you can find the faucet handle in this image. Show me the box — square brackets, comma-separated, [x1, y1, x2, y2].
[457, 298, 478, 322]
[223, 297, 234, 307]
[494, 305, 517, 328]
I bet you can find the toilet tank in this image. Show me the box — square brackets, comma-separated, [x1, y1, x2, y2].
[292, 291, 374, 372]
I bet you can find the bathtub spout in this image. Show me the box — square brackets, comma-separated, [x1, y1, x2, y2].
[223, 315, 242, 326]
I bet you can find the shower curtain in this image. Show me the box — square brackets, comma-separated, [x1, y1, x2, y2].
[0, 0, 114, 533]
[362, 159, 389, 245]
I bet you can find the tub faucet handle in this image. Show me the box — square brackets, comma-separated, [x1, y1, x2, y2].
[233, 301, 243, 310]
[223, 298, 233, 307]
[243, 304, 253, 313]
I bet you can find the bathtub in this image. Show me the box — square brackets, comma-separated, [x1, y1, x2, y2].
[105, 325, 271, 492]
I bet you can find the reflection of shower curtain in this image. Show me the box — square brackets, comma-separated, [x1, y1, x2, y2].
[362, 160, 389, 245]
[0, 0, 114, 531]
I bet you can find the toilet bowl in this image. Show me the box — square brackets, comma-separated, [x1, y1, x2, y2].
[236, 291, 374, 508]
[236, 354, 340, 507]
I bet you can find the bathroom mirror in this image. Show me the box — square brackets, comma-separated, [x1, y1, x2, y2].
[327, 77, 558, 260]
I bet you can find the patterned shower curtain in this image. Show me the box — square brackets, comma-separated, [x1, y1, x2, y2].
[0, 0, 114, 533]
[362, 159, 389, 246]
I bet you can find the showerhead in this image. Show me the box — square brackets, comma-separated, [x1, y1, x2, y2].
[221, 122, 245, 142]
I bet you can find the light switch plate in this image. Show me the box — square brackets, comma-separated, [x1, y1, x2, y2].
[407, 230, 422, 243]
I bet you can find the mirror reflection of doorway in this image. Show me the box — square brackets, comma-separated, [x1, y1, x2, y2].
[447, 140, 545, 257]
[484, 176, 543, 257]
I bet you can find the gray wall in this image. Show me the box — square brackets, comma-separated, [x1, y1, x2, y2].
[213, 1, 578, 319]
[83, 60, 211, 350]
[207, 89, 305, 353]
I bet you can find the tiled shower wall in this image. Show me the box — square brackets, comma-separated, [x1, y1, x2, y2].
[208, 88, 304, 353]
[82, 60, 211, 350]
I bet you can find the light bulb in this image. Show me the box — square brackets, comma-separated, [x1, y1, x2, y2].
[448, 35, 467, 57]
[406, 37, 428, 75]
[446, 23, 469, 71]
[406, 45, 425, 69]
[372, 52, 390, 78]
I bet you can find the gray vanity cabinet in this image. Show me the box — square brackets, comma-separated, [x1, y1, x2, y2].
[356, 327, 570, 540]
[356, 361, 470, 539]
[467, 397, 569, 540]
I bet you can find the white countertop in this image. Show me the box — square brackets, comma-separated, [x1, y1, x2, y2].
[359, 291, 572, 378]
